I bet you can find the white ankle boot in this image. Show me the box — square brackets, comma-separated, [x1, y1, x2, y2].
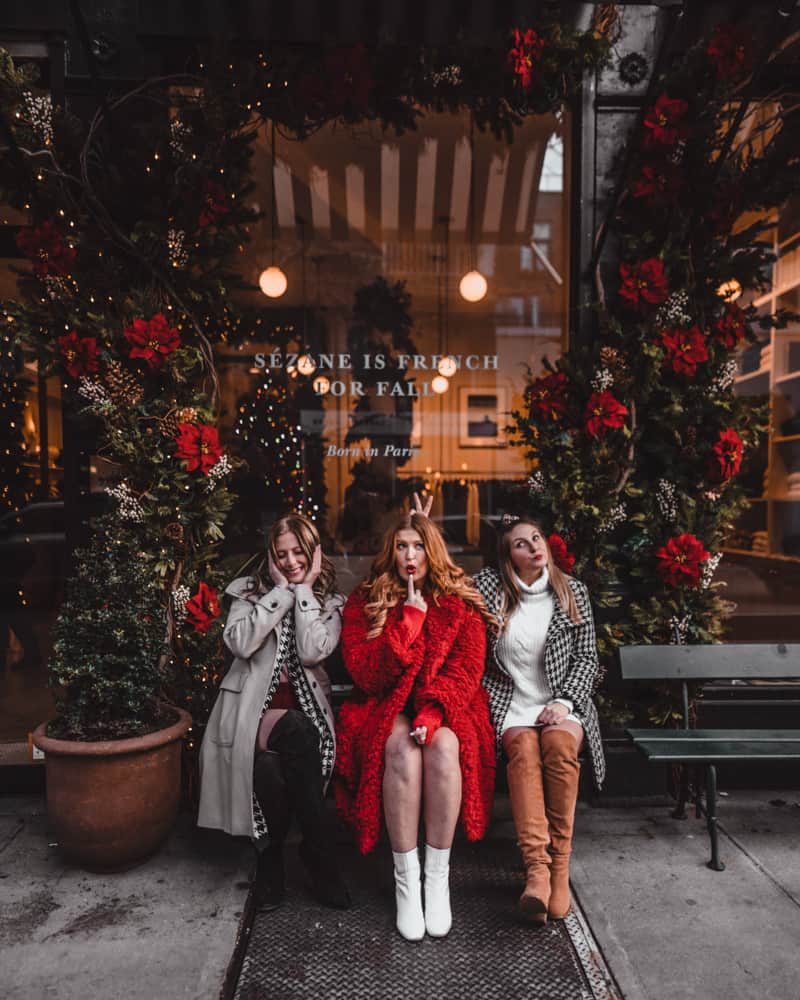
[423, 844, 452, 937]
[392, 848, 425, 941]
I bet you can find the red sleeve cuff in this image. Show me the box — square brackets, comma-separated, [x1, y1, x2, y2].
[401, 604, 426, 644]
[413, 703, 444, 743]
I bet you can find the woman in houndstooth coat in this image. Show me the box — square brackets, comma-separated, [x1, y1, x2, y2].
[475, 516, 605, 925]
[198, 513, 350, 913]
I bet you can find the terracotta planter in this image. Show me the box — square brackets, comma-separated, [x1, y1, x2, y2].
[32, 707, 192, 872]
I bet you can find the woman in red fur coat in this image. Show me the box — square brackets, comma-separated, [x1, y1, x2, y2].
[335, 510, 496, 941]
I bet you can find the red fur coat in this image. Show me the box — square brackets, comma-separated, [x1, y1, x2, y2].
[334, 588, 496, 854]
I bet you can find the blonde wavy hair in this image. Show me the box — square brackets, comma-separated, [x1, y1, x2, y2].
[247, 513, 336, 602]
[361, 512, 494, 639]
[497, 516, 581, 626]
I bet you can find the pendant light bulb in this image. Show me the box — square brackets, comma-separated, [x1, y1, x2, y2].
[431, 375, 450, 394]
[297, 354, 316, 376]
[259, 265, 288, 298]
[459, 269, 488, 303]
[437, 355, 458, 378]
[313, 375, 331, 395]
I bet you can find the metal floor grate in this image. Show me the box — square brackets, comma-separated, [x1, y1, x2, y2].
[233, 839, 620, 1000]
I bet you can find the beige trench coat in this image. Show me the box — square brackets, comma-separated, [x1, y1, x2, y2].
[197, 576, 343, 838]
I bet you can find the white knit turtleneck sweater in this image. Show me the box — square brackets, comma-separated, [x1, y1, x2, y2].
[496, 569, 575, 732]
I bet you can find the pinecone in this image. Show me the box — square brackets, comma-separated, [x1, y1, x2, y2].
[600, 346, 626, 376]
[160, 411, 181, 439]
[164, 522, 184, 543]
[104, 361, 143, 407]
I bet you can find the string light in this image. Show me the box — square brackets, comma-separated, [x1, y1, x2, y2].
[716, 279, 742, 302]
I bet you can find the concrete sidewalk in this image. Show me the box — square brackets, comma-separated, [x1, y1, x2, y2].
[0, 796, 250, 1000]
[2, 789, 799, 999]
[571, 789, 800, 1000]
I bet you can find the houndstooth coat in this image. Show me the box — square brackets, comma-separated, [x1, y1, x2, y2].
[198, 577, 342, 839]
[474, 567, 605, 788]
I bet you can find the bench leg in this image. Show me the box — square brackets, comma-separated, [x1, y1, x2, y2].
[671, 764, 689, 820]
[704, 765, 725, 872]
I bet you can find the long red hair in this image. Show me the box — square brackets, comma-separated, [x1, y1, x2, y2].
[361, 513, 494, 639]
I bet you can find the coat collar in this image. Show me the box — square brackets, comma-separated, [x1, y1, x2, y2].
[547, 594, 577, 635]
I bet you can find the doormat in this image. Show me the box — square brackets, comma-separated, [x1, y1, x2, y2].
[229, 839, 621, 1000]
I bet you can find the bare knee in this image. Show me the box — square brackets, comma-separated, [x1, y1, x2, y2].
[423, 726, 460, 779]
[384, 715, 421, 779]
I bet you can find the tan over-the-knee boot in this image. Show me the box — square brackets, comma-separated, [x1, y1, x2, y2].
[541, 728, 581, 919]
[505, 729, 550, 923]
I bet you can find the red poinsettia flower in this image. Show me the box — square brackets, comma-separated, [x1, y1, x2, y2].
[656, 534, 710, 588]
[706, 24, 753, 82]
[711, 428, 744, 481]
[124, 313, 181, 370]
[525, 371, 568, 421]
[16, 219, 76, 278]
[547, 533, 575, 574]
[631, 162, 684, 202]
[643, 94, 691, 147]
[659, 326, 709, 376]
[711, 304, 748, 349]
[184, 581, 221, 634]
[507, 28, 546, 89]
[618, 258, 669, 310]
[584, 391, 629, 439]
[175, 422, 222, 474]
[198, 179, 231, 228]
[57, 331, 99, 379]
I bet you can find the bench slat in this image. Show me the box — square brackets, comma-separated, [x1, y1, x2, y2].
[627, 729, 800, 742]
[619, 644, 800, 680]
[626, 740, 800, 763]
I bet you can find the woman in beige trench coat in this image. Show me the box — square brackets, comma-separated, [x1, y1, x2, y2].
[198, 512, 350, 910]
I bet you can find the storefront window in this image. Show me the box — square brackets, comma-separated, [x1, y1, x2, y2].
[217, 110, 570, 587]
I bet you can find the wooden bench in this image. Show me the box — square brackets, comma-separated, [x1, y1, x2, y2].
[619, 643, 800, 871]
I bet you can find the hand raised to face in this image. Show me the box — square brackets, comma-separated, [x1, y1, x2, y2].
[404, 571, 428, 614]
[268, 552, 289, 589]
[304, 544, 323, 586]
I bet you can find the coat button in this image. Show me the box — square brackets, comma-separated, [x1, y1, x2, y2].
[301, 600, 308, 607]
[312, 681, 317, 688]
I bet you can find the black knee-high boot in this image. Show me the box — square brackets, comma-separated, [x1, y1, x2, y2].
[252, 750, 292, 910]
[266, 710, 351, 909]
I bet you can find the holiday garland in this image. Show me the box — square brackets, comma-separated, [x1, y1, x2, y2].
[0, 51, 263, 739]
[222, 17, 613, 141]
[512, 23, 799, 725]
